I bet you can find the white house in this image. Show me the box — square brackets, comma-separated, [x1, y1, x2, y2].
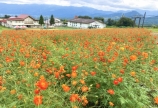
[44, 18, 63, 27]
[67, 18, 106, 29]
[4, 14, 40, 28]
[0, 19, 7, 26]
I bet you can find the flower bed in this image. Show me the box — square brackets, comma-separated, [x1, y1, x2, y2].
[0, 28, 158, 108]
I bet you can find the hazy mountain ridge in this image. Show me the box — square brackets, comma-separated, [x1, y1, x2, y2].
[0, 3, 157, 25]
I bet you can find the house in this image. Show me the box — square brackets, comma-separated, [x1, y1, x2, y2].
[67, 18, 106, 29]
[0, 19, 7, 26]
[4, 14, 40, 28]
[44, 18, 63, 28]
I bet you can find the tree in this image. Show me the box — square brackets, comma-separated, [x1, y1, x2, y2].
[39, 15, 44, 26]
[116, 17, 134, 27]
[106, 18, 116, 26]
[94, 17, 104, 22]
[4, 15, 11, 18]
[50, 15, 55, 25]
[78, 16, 92, 19]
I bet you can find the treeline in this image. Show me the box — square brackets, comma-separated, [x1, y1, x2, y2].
[106, 17, 134, 27]
[78, 16, 104, 22]
[77, 15, 134, 27]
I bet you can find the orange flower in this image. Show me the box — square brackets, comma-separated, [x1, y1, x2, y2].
[130, 55, 137, 61]
[154, 97, 158, 104]
[72, 66, 78, 71]
[54, 72, 60, 79]
[35, 64, 41, 69]
[72, 80, 77, 86]
[90, 71, 96, 76]
[107, 89, 115, 95]
[142, 52, 148, 59]
[120, 69, 124, 74]
[36, 79, 49, 90]
[66, 74, 71, 77]
[20, 61, 25, 66]
[81, 86, 89, 92]
[25, 53, 30, 58]
[96, 83, 100, 88]
[130, 71, 136, 77]
[18, 94, 23, 100]
[98, 51, 105, 56]
[34, 72, 39, 77]
[71, 71, 77, 78]
[70, 94, 80, 102]
[109, 102, 114, 106]
[80, 79, 85, 85]
[34, 89, 40, 94]
[62, 84, 70, 92]
[33, 95, 42, 106]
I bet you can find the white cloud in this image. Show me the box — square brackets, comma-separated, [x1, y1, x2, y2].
[0, 0, 158, 11]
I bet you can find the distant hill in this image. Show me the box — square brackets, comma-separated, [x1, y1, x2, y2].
[0, 3, 158, 26]
[0, 3, 113, 19]
[0, 3, 142, 19]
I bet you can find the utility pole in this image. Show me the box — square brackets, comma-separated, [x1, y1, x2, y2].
[133, 12, 146, 28]
[142, 12, 146, 28]
[138, 17, 141, 28]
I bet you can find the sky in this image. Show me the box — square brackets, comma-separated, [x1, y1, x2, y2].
[0, 0, 158, 11]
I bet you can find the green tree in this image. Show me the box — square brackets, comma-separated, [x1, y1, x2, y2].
[116, 17, 134, 27]
[78, 16, 92, 19]
[39, 15, 44, 25]
[106, 18, 116, 26]
[50, 15, 55, 25]
[4, 15, 11, 18]
[94, 17, 104, 22]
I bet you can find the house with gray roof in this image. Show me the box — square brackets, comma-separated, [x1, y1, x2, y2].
[67, 18, 106, 29]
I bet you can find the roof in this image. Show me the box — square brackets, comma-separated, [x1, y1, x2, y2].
[7, 14, 38, 21]
[18, 14, 29, 19]
[0, 19, 7, 23]
[69, 18, 96, 24]
[8, 18, 24, 21]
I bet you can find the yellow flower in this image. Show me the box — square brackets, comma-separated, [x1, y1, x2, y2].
[130, 71, 136, 77]
[120, 47, 125, 51]
[109, 102, 114, 106]
[112, 74, 116, 78]
[10, 89, 16, 95]
[150, 78, 153, 82]
[34, 72, 39, 77]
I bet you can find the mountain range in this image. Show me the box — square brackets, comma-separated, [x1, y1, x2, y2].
[0, 3, 158, 26]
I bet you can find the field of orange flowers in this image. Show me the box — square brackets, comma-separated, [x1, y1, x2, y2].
[0, 28, 158, 108]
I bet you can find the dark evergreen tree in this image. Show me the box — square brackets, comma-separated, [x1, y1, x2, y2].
[50, 15, 55, 25]
[39, 15, 44, 25]
[4, 15, 11, 18]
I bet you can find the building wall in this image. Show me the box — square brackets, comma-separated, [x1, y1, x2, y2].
[68, 21, 106, 29]
[89, 21, 106, 28]
[68, 22, 89, 29]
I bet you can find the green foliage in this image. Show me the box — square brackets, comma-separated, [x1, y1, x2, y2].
[50, 15, 55, 25]
[116, 17, 134, 27]
[106, 18, 116, 26]
[4, 15, 11, 18]
[78, 15, 92, 19]
[0, 29, 158, 107]
[94, 17, 104, 22]
[39, 15, 44, 25]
